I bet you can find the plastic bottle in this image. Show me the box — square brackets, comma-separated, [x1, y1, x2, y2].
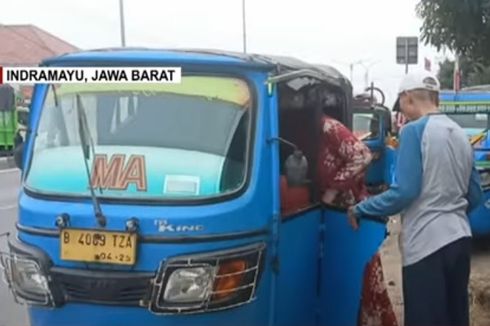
[285, 150, 308, 187]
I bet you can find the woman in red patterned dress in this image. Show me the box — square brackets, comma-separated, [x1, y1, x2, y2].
[318, 109, 399, 326]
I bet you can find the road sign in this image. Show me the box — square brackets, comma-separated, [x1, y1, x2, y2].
[396, 37, 418, 73]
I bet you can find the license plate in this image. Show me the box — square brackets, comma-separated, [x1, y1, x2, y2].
[60, 229, 137, 265]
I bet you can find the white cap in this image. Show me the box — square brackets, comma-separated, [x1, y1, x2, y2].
[398, 71, 440, 94]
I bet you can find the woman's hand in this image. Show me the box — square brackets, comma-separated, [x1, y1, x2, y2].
[322, 189, 339, 204]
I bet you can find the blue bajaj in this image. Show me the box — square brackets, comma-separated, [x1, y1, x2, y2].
[440, 88, 490, 237]
[1, 49, 391, 326]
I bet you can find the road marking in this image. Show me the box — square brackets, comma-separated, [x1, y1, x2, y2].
[0, 204, 17, 210]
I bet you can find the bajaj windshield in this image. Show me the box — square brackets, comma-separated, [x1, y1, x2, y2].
[25, 76, 253, 201]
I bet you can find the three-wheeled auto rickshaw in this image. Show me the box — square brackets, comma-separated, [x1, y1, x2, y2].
[440, 88, 490, 237]
[1, 48, 393, 326]
[352, 85, 397, 192]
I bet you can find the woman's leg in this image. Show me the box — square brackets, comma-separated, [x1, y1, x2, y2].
[358, 252, 398, 326]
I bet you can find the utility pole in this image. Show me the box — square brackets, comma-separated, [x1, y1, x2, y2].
[119, 0, 126, 47]
[242, 0, 247, 53]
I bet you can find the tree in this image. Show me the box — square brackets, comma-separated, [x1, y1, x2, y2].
[437, 58, 490, 89]
[437, 58, 471, 89]
[417, 0, 490, 65]
[467, 65, 490, 85]
[437, 59, 455, 90]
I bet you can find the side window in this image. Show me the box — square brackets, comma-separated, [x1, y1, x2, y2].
[277, 82, 347, 216]
[278, 109, 315, 216]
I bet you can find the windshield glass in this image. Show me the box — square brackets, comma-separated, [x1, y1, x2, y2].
[352, 113, 379, 140]
[25, 76, 253, 201]
[446, 113, 489, 133]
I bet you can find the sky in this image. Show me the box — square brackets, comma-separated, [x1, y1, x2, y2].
[2, 0, 454, 107]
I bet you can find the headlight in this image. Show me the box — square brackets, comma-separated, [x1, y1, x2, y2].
[163, 266, 215, 304]
[150, 243, 266, 315]
[0, 254, 53, 306]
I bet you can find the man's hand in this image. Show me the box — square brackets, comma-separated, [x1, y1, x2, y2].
[347, 206, 360, 231]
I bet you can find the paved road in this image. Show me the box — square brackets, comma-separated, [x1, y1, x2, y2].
[0, 168, 29, 326]
[382, 217, 490, 326]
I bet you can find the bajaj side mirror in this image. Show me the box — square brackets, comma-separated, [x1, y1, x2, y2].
[13, 142, 24, 170]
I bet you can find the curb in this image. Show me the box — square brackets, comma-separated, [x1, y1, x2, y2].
[0, 157, 15, 170]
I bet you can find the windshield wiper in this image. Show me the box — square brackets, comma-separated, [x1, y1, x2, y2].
[76, 94, 107, 227]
